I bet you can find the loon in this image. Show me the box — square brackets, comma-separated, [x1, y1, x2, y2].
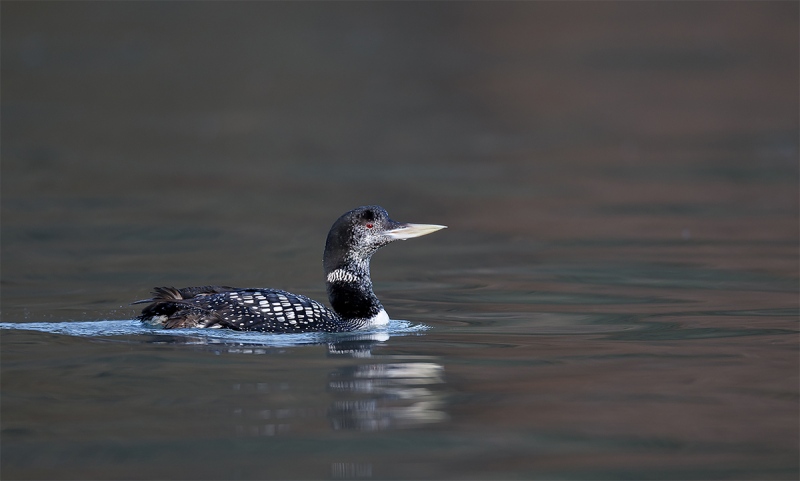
[135, 205, 445, 333]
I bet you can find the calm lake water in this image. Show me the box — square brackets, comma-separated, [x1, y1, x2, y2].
[2, 2, 798, 480]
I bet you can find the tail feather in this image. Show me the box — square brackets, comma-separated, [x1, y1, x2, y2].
[135, 285, 236, 328]
[131, 286, 183, 305]
[131, 285, 237, 305]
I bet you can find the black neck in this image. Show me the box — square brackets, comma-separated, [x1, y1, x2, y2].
[323, 214, 386, 322]
[325, 260, 383, 321]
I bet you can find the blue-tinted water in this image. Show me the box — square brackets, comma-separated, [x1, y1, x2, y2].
[0, 319, 427, 348]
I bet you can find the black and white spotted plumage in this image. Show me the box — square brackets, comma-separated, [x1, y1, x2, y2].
[137, 286, 357, 333]
[135, 206, 445, 333]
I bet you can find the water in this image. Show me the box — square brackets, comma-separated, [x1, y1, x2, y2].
[2, 2, 798, 480]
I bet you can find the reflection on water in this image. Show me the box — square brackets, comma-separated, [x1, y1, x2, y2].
[1, 319, 448, 445]
[231, 389, 296, 438]
[0, 321, 450, 479]
[0, 323, 448, 430]
[331, 463, 373, 479]
[328, 362, 447, 431]
[229, 363, 447, 437]
[224, 336, 447, 437]
[225, 333, 448, 437]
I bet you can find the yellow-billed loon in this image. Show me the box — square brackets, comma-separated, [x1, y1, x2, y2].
[135, 205, 446, 333]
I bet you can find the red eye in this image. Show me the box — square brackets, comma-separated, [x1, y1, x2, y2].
[366, 223, 374, 229]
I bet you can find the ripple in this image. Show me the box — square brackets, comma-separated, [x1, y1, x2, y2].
[0, 319, 429, 347]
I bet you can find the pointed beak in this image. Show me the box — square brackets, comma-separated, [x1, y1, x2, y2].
[385, 223, 447, 240]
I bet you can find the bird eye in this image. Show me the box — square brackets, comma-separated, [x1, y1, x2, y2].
[366, 223, 374, 229]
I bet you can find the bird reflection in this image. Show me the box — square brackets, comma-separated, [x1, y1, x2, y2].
[327, 361, 447, 431]
[226, 333, 447, 438]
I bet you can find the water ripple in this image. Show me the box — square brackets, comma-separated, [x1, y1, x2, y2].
[0, 319, 429, 347]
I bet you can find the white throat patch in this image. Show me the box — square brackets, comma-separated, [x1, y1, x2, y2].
[326, 269, 360, 284]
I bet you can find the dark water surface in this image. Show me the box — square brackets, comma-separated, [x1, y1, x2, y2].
[2, 2, 798, 480]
